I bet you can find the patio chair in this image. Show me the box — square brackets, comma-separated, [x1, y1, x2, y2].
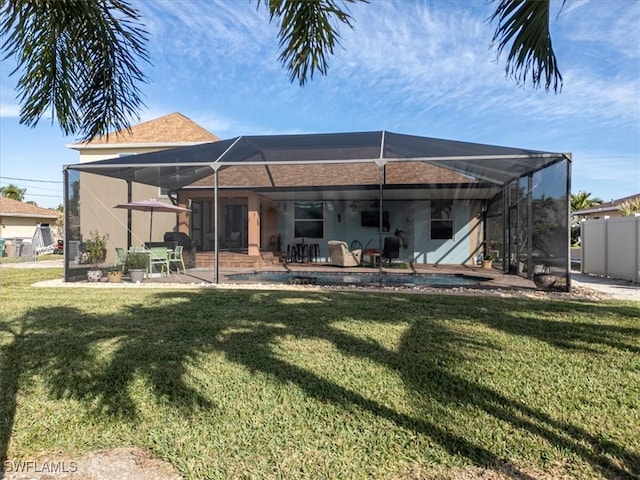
[115, 247, 127, 271]
[328, 240, 362, 267]
[148, 247, 169, 277]
[382, 236, 400, 265]
[168, 245, 186, 274]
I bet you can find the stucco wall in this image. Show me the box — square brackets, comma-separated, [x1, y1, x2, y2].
[77, 148, 186, 264]
[0, 215, 57, 240]
[277, 199, 480, 265]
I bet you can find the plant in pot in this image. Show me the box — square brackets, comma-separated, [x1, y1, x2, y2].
[481, 252, 494, 269]
[532, 265, 557, 290]
[125, 252, 148, 283]
[84, 230, 108, 282]
[106, 265, 123, 283]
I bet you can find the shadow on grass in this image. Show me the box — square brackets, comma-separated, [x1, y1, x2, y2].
[0, 290, 638, 478]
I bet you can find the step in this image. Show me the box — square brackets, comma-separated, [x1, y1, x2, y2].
[195, 251, 283, 269]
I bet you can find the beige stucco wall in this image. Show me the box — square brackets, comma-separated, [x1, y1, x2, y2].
[0, 215, 57, 240]
[77, 147, 186, 264]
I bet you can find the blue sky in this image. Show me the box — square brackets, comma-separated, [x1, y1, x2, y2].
[1, 0, 638, 209]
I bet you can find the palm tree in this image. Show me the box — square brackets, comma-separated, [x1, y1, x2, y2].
[1, 0, 563, 141]
[571, 191, 603, 213]
[0, 184, 26, 201]
[570, 191, 603, 246]
[0, 0, 149, 141]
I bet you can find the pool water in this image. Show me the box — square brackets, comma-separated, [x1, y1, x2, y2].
[226, 271, 489, 287]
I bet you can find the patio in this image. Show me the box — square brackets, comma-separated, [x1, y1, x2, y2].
[103, 261, 543, 294]
[63, 130, 571, 290]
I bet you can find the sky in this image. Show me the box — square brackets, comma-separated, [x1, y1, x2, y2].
[1, 0, 639, 209]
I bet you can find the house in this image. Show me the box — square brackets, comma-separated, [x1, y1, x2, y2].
[65, 114, 572, 288]
[67, 112, 219, 261]
[573, 193, 640, 219]
[0, 197, 59, 256]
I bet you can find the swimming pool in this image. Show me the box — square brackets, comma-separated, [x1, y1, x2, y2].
[226, 271, 490, 287]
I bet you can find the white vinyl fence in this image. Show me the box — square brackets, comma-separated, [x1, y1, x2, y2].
[581, 215, 640, 283]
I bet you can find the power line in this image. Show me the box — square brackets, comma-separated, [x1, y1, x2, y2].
[22, 193, 62, 199]
[0, 176, 63, 184]
[0, 182, 62, 193]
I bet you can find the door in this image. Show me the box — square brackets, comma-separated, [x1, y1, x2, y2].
[223, 204, 248, 250]
[190, 200, 213, 251]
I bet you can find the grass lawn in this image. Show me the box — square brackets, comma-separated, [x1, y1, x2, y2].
[0, 268, 638, 479]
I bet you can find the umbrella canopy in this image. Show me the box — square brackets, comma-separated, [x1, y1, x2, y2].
[114, 198, 191, 242]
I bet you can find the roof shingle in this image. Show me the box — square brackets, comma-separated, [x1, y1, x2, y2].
[0, 197, 59, 217]
[77, 112, 219, 145]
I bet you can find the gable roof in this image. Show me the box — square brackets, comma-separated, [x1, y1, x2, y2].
[573, 193, 640, 215]
[71, 112, 219, 147]
[0, 197, 59, 218]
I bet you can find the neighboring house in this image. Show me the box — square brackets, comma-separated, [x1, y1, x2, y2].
[67, 112, 219, 263]
[0, 197, 59, 256]
[66, 115, 572, 284]
[573, 193, 640, 219]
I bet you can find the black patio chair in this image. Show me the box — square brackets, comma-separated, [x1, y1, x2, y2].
[381, 236, 400, 265]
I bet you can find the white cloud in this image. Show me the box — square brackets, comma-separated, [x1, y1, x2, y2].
[0, 102, 19, 118]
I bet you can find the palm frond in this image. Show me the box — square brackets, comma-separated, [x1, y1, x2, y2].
[259, 0, 365, 86]
[0, 0, 149, 141]
[490, 0, 563, 92]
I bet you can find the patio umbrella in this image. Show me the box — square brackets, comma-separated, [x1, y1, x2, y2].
[114, 198, 191, 242]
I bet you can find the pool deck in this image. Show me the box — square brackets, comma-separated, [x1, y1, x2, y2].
[145, 262, 539, 292]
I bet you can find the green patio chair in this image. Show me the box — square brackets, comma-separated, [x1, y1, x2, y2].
[115, 247, 127, 271]
[168, 245, 186, 274]
[148, 247, 169, 277]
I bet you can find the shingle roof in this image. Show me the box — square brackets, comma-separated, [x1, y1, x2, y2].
[77, 112, 219, 145]
[190, 161, 474, 188]
[0, 197, 59, 218]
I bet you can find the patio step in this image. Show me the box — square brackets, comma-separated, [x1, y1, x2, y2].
[195, 251, 283, 268]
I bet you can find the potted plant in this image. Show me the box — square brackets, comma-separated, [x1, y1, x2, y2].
[481, 252, 494, 269]
[125, 252, 148, 283]
[84, 230, 108, 282]
[532, 265, 557, 290]
[106, 265, 123, 283]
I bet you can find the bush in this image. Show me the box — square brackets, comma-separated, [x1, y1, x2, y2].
[84, 230, 108, 268]
[125, 252, 148, 271]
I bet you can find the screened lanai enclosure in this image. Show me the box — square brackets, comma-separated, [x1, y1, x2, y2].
[64, 131, 571, 290]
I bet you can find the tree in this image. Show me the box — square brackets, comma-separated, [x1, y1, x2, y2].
[571, 191, 603, 213]
[1, 0, 563, 142]
[570, 191, 603, 245]
[1, 0, 149, 141]
[618, 198, 640, 216]
[0, 184, 26, 201]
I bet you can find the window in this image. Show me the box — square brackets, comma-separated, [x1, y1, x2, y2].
[294, 202, 323, 238]
[431, 200, 453, 240]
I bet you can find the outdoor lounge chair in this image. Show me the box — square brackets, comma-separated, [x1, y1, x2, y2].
[328, 240, 362, 267]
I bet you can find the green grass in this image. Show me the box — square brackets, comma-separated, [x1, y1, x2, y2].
[1, 267, 639, 479]
[0, 253, 61, 264]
